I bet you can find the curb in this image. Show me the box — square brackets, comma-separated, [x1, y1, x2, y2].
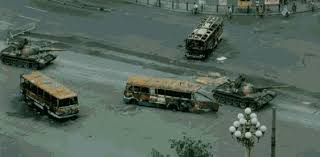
[128, 1, 320, 16]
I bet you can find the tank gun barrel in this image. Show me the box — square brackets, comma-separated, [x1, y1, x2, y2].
[39, 48, 64, 52]
[255, 85, 290, 90]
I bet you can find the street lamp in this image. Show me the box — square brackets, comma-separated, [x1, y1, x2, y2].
[229, 108, 267, 157]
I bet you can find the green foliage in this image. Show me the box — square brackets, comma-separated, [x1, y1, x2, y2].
[169, 136, 214, 157]
[150, 148, 170, 157]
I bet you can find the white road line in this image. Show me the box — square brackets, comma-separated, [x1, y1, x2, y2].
[24, 5, 48, 13]
[0, 20, 13, 26]
[18, 15, 41, 22]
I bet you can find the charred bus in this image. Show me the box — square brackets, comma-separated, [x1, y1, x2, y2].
[20, 71, 79, 119]
[185, 16, 223, 59]
[123, 75, 219, 113]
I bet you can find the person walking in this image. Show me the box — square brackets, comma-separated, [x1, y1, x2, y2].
[259, 5, 264, 17]
[311, 0, 315, 12]
[193, 2, 198, 14]
[228, 6, 233, 19]
[292, 2, 297, 13]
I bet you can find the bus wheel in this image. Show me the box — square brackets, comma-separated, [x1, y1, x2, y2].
[167, 103, 178, 112]
[129, 98, 137, 105]
[172, 105, 178, 112]
[42, 106, 48, 115]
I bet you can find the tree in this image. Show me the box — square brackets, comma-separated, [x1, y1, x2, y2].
[169, 136, 214, 157]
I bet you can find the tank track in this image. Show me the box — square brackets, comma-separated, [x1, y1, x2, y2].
[0, 55, 55, 69]
[213, 92, 275, 110]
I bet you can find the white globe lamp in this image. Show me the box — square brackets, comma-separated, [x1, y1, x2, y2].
[233, 121, 240, 127]
[245, 108, 252, 114]
[238, 113, 244, 119]
[229, 126, 236, 133]
[245, 132, 252, 139]
[250, 113, 257, 119]
[260, 125, 267, 132]
[255, 130, 263, 137]
[251, 118, 258, 125]
[239, 118, 247, 125]
[234, 131, 241, 137]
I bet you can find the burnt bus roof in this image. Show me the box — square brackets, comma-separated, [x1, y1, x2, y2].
[187, 16, 223, 42]
[127, 75, 202, 93]
[22, 71, 77, 100]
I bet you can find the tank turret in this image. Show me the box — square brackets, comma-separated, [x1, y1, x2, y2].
[212, 75, 286, 110]
[20, 47, 63, 57]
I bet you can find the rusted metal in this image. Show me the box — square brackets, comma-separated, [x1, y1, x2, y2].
[127, 75, 201, 93]
[124, 75, 219, 113]
[22, 71, 77, 100]
[185, 16, 223, 59]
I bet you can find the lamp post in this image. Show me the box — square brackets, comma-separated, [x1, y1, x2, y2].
[229, 108, 267, 157]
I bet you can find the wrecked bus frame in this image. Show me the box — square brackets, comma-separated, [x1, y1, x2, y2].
[123, 75, 219, 113]
[185, 16, 223, 59]
[20, 71, 79, 119]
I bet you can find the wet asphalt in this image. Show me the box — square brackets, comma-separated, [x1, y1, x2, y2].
[0, 0, 320, 157]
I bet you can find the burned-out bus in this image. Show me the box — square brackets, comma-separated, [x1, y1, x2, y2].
[185, 16, 223, 59]
[123, 75, 219, 113]
[20, 71, 79, 119]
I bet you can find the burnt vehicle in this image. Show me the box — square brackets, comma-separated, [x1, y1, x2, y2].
[185, 16, 223, 59]
[123, 75, 219, 113]
[212, 75, 285, 110]
[0, 38, 61, 69]
[20, 71, 79, 119]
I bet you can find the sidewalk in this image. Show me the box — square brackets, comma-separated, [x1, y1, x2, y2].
[125, 0, 320, 16]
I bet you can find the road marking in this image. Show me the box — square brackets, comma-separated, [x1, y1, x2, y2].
[18, 15, 41, 22]
[0, 20, 13, 26]
[24, 5, 48, 13]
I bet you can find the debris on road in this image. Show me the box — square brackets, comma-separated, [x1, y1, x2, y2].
[216, 56, 227, 63]
[302, 101, 312, 105]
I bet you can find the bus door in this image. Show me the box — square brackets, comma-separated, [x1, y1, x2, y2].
[149, 88, 157, 103]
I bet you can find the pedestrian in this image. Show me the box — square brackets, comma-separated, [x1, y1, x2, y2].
[311, 0, 315, 11]
[259, 5, 264, 17]
[292, 2, 297, 13]
[193, 2, 198, 14]
[228, 6, 233, 19]
[247, 5, 250, 13]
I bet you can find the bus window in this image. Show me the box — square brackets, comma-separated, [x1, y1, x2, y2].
[156, 89, 165, 95]
[52, 97, 58, 106]
[181, 93, 192, 99]
[70, 97, 78, 105]
[44, 91, 50, 101]
[30, 83, 37, 93]
[59, 99, 70, 107]
[133, 86, 140, 92]
[140, 87, 149, 94]
[37, 88, 43, 96]
[127, 85, 133, 91]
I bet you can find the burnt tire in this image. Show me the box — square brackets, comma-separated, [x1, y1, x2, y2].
[167, 103, 178, 112]
[42, 106, 48, 115]
[129, 98, 138, 105]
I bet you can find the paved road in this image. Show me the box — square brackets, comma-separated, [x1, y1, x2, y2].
[0, 0, 320, 157]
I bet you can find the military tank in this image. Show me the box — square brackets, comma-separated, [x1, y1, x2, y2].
[0, 38, 61, 69]
[212, 75, 285, 110]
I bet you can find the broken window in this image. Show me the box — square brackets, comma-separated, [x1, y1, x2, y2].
[156, 89, 165, 95]
[140, 87, 150, 94]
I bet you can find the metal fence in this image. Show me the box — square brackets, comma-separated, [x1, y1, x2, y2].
[125, 0, 319, 15]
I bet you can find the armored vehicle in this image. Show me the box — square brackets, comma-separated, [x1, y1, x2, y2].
[212, 75, 284, 110]
[0, 38, 60, 69]
[185, 16, 223, 59]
